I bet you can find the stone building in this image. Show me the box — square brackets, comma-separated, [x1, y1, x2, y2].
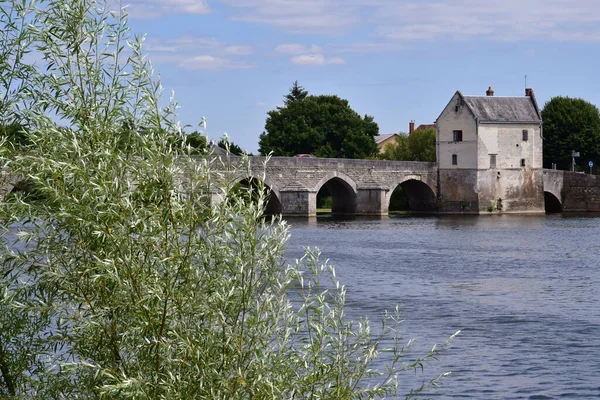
[436, 87, 544, 213]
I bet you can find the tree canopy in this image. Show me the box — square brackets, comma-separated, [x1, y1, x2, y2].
[283, 80, 308, 106]
[541, 96, 600, 170]
[183, 131, 207, 152]
[218, 137, 245, 155]
[380, 127, 436, 162]
[258, 84, 379, 158]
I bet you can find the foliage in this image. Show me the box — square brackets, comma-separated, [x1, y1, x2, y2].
[184, 131, 207, 153]
[258, 86, 379, 159]
[218, 137, 245, 155]
[381, 128, 436, 162]
[283, 80, 308, 106]
[0, 123, 27, 151]
[541, 96, 600, 170]
[0, 0, 458, 398]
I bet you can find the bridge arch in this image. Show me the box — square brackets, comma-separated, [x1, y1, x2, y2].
[231, 177, 283, 215]
[544, 191, 562, 214]
[2, 178, 36, 201]
[388, 177, 437, 212]
[313, 172, 357, 215]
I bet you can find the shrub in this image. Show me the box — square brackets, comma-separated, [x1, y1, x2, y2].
[0, 0, 458, 398]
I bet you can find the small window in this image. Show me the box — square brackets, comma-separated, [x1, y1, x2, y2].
[490, 154, 497, 168]
[453, 130, 463, 142]
[452, 154, 458, 165]
[520, 158, 526, 167]
[522, 130, 528, 141]
[455, 105, 459, 112]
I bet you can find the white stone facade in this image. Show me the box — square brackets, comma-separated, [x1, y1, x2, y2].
[436, 88, 544, 213]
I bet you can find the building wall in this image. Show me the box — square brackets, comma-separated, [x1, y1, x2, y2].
[476, 123, 544, 213]
[376, 135, 398, 153]
[436, 92, 478, 169]
[436, 92, 478, 212]
[478, 124, 542, 169]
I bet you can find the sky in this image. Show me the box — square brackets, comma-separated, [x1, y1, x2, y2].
[123, 0, 600, 153]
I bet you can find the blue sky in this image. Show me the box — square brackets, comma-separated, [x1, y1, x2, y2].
[124, 0, 600, 153]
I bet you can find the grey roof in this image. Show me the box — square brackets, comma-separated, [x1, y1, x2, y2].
[462, 95, 541, 123]
[375, 133, 398, 144]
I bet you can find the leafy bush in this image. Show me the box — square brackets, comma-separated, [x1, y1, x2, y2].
[0, 0, 458, 398]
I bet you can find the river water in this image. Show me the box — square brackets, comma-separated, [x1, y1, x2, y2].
[285, 214, 600, 399]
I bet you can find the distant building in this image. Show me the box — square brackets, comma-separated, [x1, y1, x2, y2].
[375, 133, 400, 153]
[436, 86, 544, 213]
[408, 120, 436, 135]
[416, 123, 435, 133]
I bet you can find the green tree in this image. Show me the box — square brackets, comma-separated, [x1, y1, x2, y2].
[541, 96, 600, 170]
[0, 123, 28, 151]
[381, 127, 436, 162]
[381, 134, 411, 161]
[0, 0, 457, 398]
[283, 80, 308, 106]
[218, 137, 245, 155]
[259, 92, 379, 158]
[184, 130, 208, 153]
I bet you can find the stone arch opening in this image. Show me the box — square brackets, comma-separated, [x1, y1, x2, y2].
[544, 191, 562, 214]
[230, 178, 282, 215]
[3, 179, 40, 201]
[389, 179, 437, 212]
[316, 177, 357, 215]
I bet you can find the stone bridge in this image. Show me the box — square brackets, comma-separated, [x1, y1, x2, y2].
[4, 158, 600, 216]
[232, 156, 438, 216]
[543, 169, 600, 213]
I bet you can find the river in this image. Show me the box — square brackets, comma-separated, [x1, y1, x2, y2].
[285, 214, 600, 399]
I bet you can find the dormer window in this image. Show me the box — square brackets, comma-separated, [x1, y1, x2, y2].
[453, 130, 463, 142]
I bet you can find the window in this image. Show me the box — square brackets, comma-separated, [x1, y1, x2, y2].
[522, 130, 528, 141]
[520, 158, 526, 167]
[490, 154, 497, 168]
[455, 105, 459, 112]
[452, 154, 458, 165]
[453, 130, 463, 142]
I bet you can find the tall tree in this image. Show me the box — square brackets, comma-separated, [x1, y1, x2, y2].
[283, 80, 308, 106]
[259, 94, 379, 159]
[542, 96, 600, 170]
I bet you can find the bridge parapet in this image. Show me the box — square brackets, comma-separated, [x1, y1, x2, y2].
[244, 156, 438, 216]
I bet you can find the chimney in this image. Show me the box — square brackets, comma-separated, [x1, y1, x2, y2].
[409, 120, 415, 134]
[525, 88, 533, 97]
[486, 86, 494, 96]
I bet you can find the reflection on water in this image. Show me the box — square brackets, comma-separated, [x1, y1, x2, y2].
[286, 214, 600, 399]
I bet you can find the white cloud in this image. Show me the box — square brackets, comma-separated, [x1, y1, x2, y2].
[291, 54, 345, 65]
[219, 0, 600, 43]
[145, 35, 255, 71]
[275, 44, 322, 55]
[127, 0, 210, 18]
[374, 0, 600, 42]
[178, 55, 254, 70]
[222, 0, 358, 33]
[291, 54, 326, 65]
[327, 57, 346, 65]
[224, 45, 254, 56]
